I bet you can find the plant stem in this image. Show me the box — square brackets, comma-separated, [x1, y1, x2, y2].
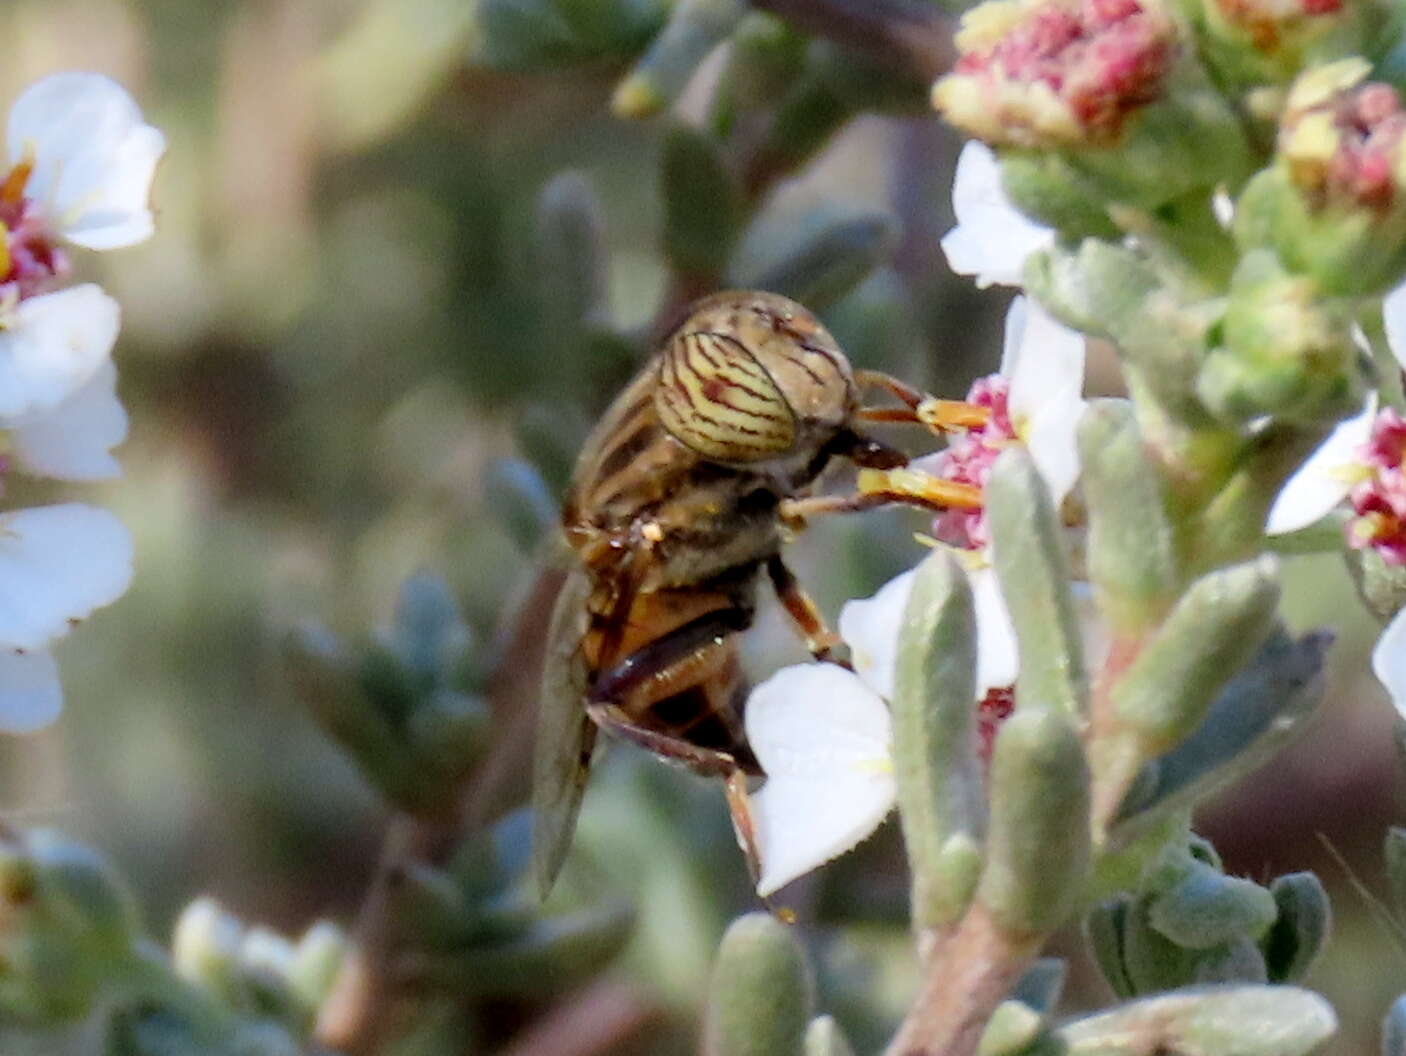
[884, 903, 1040, 1056]
[313, 813, 457, 1055]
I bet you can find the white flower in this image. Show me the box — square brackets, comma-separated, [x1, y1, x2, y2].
[1264, 395, 1376, 535]
[7, 72, 166, 250]
[917, 296, 1087, 551]
[745, 558, 1019, 896]
[0, 504, 133, 732]
[746, 662, 895, 898]
[1270, 282, 1406, 721]
[998, 296, 1087, 507]
[0, 72, 162, 733]
[0, 282, 120, 422]
[940, 142, 1055, 289]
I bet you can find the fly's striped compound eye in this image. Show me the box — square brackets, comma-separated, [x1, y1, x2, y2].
[654, 330, 797, 462]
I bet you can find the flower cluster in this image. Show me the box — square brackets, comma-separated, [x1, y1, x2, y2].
[0, 74, 163, 732]
[933, 0, 1178, 148]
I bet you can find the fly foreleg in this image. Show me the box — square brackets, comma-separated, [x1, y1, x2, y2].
[765, 555, 842, 663]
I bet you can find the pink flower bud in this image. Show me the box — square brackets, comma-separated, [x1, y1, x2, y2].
[1284, 72, 1406, 212]
[934, 0, 1178, 147]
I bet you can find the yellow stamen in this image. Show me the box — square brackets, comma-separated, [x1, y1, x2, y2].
[0, 155, 32, 205]
[917, 397, 992, 433]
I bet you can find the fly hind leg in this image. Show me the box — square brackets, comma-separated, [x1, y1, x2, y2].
[585, 606, 767, 890]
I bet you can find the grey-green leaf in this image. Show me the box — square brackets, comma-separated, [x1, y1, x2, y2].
[978, 711, 1091, 937]
[705, 914, 812, 1056]
[612, 0, 747, 117]
[804, 1016, 855, 1056]
[1078, 399, 1179, 630]
[661, 125, 742, 277]
[738, 212, 898, 310]
[1054, 985, 1336, 1056]
[986, 447, 1088, 719]
[891, 550, 984, 931]
[1113, 557, 1280, 753]
[1262, 872, 1331, 984]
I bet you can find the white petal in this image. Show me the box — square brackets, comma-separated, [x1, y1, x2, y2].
[1004, 297, 1086, 430]
[837, 569, 916, 700]
[1372, 607, 1406, 722]
[1025, 397, 1087, 507]
[0, 648, 62, 733]
[0, 285, 119, 420]
[1386, 281, 1406, 372]
[744, 663, 895, 896]
[971, 563, 1018, 696]
[8, 73, 165, 250]
[1265, 397, 1375, 535]
[940, 142, 1054, 289]
[0, 504, 132, 652]
[7, 361, 126, 480]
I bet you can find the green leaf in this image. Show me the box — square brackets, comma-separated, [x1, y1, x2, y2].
[737, 212, 898, 310]
[804, 1016, 855, 1056]
[612, 0, 748, 117]
[534, 171, 608, 345]
[484, 458, 559, 552]
[1078, 400, 1180, 631]
[1113, 558, 1280, 753]
[1262, 873, 1331, 984]
[661, 125, 742, 277]
[985, 448, 1088, 719]
[1148, 860, 1278, 949]
[705, 914, 812, 1056]
[1114, 631, 1329, 833]
[1054, 986, 1336, 1056]
[978, 711, 1091, 937]
[408, 901, 634, 998]
[891, 550, 984, 931]
[1085, 896, 1137, 999]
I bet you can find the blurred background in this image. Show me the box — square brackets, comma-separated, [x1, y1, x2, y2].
[0, 0, 1401, 1052]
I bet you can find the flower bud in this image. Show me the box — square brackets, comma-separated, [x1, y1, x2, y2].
[0, 829, 141, 1023]
[1235, 59, 1406, 295]
[171, 896, 246, 1003]
[934, 0, 1252, 209]
[1176, 0, 1373, 93]
[934, 0, 1178, 149]
[1198, 251, 1364, 425]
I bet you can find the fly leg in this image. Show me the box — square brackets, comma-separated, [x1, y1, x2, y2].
[766, 554, 843, 663]
[780, 470, 982, 525]
[584, 607, 769, 893]
[853, 368, 992, 433]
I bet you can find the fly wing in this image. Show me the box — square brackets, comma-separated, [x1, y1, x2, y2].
[531, 567, 597, 900]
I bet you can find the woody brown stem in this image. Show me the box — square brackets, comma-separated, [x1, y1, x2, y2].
[313, 814, 457, 1054]
[884, 903, 1039, 1056]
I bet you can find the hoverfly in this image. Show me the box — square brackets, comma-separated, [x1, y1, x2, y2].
[531, 290, 986, 897]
